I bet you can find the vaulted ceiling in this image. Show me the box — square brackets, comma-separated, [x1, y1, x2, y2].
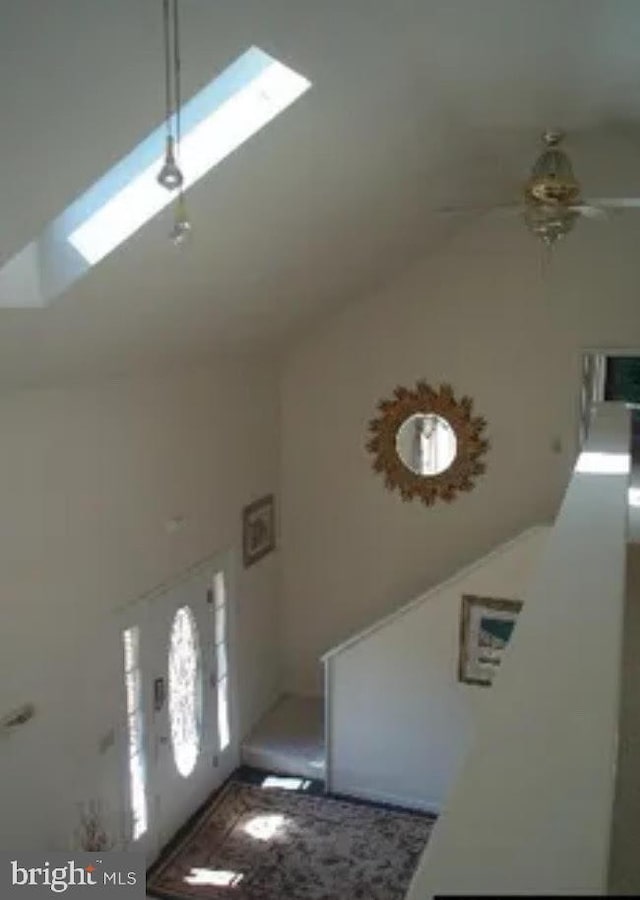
[3, 0, 640, 386]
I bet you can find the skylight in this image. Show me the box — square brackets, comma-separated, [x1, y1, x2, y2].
[0, 47, 310, 309]
[69, 48, 310, 264]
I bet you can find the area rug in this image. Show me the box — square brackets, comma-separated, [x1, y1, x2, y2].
[147, 781, 434, 900]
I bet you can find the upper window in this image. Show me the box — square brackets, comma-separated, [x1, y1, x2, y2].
[604, 356, 640, 404]
[0, 47, 311, 307]
[579, 351, 640, 446]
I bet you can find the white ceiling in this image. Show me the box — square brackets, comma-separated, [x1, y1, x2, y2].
[3, 0, 640, 386]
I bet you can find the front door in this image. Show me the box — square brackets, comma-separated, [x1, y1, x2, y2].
[120, 554, 238, 862]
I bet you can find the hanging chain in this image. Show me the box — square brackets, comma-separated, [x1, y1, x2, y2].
[172, 0, 187, 226]
[173, 0, 182, 155]
[162, 0, 173, 141]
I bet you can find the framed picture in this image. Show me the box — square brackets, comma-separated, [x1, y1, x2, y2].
[458, 594, 522, 686]
[242, 494, 276, 568]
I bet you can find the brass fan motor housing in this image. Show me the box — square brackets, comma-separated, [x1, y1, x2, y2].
[523, 130, 581, 208]
[525, 176, 581, 206]
[522, 130, 582, 245]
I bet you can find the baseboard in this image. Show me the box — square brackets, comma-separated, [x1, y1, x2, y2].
[329, 781, 441, 816]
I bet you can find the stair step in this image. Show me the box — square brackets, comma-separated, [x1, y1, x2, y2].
[242, 694, 325, 781]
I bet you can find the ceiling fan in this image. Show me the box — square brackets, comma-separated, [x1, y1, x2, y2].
[439, 130, 640, 246]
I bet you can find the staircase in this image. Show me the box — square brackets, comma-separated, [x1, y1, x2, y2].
[241, 694, 325, 781]
[239, 402, 636, 895]
[322, 526, 548, 811]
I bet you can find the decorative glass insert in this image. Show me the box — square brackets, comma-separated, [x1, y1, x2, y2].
[213, 572, 231, 752]
[168, 606, 203, 778]
[122, 627, 148, 841]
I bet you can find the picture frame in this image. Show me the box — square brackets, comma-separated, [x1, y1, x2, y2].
[242, 494, 276, 568]
[458, 594, 522, 686]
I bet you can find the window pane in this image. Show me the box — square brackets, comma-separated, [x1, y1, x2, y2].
[123, 627, 138, 673]
[217, 676, 230, 752]
[125, 675, 138, 715]
[129, 754, 147, 840]
[605, 356, 640, 403]
[213, 571, 226, 609]
[216, 643, 228, 681]
[212, 569, 230, 753]
[122, 627, 147, 841]
[215, 603, 226, 645]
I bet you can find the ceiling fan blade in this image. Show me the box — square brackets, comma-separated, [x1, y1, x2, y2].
[434, 203, 520, 217]
[569, 204, 610, 220]
[583, 198, 640, 209]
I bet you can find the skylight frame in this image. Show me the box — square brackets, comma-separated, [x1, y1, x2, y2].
[0, 47, 311, 308]
[68, 47, 311, 265]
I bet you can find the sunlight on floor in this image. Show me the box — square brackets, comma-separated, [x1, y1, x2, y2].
[243, 813, 286, 841]
[184, 868, 244, 887]
[262, 775, 311, 791]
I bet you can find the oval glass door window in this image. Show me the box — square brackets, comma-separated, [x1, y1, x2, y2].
[168, 606, 202, 777]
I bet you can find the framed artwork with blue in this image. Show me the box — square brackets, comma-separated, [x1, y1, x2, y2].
[458, 594, 522, 686]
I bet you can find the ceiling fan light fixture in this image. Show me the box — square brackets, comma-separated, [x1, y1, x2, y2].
[170, 193, 192, 245]
[523, 203, 578, 246]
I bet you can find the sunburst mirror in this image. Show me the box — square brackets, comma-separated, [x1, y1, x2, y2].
[366, 381, 489, 505]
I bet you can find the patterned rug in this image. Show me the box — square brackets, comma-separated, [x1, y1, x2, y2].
[147, 781, 434, 900]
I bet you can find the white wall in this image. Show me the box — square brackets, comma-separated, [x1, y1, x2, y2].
[324, 527, 548, 812]
[0, 356, 280, 853]
[280, 221, 640, 694]
[407, 403, 629, 897]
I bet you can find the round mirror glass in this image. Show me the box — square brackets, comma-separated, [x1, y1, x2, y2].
[395, 413, 457, 476]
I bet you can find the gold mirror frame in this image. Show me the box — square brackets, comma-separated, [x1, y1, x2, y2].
[366, 381, 489, 505]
